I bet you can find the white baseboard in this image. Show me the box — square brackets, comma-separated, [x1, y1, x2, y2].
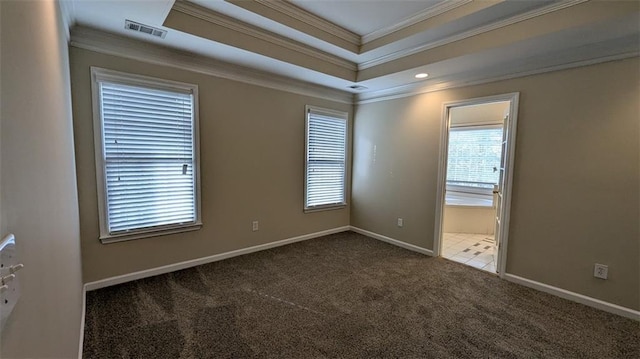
[503, 273, 640, 321]
[349, 226, 434, 256]
[348, 226, 638, 321]
[84, 226, 350, 291]
[78, 285, 86, 359]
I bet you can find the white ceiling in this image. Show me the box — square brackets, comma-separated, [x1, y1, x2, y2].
[68, 0, 640, 99]
[289, 0, 446, 35]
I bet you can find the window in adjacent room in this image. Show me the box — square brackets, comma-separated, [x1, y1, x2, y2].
[91, 67, 201, 242]
[304, 106, 348, 212]
[446, 125, 503, 206]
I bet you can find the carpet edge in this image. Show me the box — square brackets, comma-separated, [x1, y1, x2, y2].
[349, 226, 434, 256]
[84, 226, 351, 292]
[504, 273, 640, 321]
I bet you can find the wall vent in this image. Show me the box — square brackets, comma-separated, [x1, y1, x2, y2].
[125, 20, 167, 39]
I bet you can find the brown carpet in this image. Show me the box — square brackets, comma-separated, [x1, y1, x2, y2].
[83, 231, 639, 358]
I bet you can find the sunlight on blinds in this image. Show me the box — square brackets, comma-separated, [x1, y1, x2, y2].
[305, 109, 347, 209]
[446, 127, 503, 189]
[100, 82, 196, 233]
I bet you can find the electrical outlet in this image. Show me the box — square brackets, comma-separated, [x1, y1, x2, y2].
[252, 221, 259, 232]
[594, 263, 608, 279]
[397, 218, 403, 227]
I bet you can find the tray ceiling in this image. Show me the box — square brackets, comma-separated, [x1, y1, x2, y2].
[69, 0, 639, 100]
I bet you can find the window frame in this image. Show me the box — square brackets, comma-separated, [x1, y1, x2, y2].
[304, 105, 348, 213]
[91, 67, 202, 243]
[445, 123, 503, 207]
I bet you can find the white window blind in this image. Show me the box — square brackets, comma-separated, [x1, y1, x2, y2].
[93, 68, 200, 240]
[446, 126, 502, 206]
[305, 107, 347, 210]
[447, 126, 503, 188]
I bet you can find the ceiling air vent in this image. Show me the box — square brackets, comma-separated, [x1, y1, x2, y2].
[348, 85, 368, 91]
[125, 20, 167, 39]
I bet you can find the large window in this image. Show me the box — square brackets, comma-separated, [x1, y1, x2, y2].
[92, 68, 201, 242]
[304, 106, 348, 211]
[446, 125, 503, 206]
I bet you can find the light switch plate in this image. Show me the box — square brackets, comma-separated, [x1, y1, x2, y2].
[1, 234, 21, 330]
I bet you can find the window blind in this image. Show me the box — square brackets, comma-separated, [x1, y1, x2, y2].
[446, 126, 503, 189]
[305, 109, 347, 209]
[99, 81, 196, 234]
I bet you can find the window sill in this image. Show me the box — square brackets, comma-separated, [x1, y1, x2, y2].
[445, 203, 494, 209]
[445, 192, 494, 207]
[100, 222, 203, 244]
[304, 203, 347, 213]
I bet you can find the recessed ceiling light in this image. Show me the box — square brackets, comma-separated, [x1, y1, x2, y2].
[415, 73, 429, 79]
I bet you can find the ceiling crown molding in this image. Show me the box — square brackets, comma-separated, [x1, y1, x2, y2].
[253, 0, 361, 46]
[356, 51, 639, 105]
[361, 0, 471, 44]
[172, 0, 357, 72]
[58, 0, 77, 41]
[358, 0, 590, 70]
[70, 26, 355, 104]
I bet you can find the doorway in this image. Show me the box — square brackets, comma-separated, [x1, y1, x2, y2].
[434, 93, 519, 276]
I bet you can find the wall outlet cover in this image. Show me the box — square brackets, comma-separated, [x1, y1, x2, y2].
[593, 263, 608, 279]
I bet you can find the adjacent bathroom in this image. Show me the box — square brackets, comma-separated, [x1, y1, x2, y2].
[441, 101, 510, 273]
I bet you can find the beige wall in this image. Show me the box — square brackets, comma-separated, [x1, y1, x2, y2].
[70, 48, 352, 282]
[443, 206, 495, 235]
[352, 58, 640, 310]
[0, 0, 83, 357]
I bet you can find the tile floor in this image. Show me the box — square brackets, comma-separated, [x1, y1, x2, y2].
[442, 232, 496, 273]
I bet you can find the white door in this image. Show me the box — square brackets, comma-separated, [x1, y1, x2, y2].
[493, 115, 509, 272]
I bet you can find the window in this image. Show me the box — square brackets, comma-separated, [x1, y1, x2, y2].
[91, 68, 201, 242]
[304, 106, 348, 211]
[446, 125, 503, 206]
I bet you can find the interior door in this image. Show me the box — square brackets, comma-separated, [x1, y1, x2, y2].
[493, 115, 509, 273]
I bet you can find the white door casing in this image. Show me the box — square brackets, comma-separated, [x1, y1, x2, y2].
[433, 93, 519, 278]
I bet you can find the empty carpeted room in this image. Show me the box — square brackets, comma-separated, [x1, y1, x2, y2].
[1, 0, 639, 358]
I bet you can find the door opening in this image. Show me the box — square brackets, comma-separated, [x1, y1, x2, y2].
[433, 93, 519, 276]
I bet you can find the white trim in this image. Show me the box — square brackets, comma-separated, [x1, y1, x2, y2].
[304, 106, 349, 211]
[432, 101, 450, 260]
[90, 67, 202, 243]
[358, 0, 588, 70]
[58, 0, 76, 42]
[504, 274, 640, 321]
[349, 225, 640, 321]
[70, 26, 354, 105]
[100, 224, 203, 244]
[92, 66, 198, 93]
[158, 0, 175, 22]
[84, 226, 351, 291]
[78, 285, 86, 359]
[171, 0, 356, 72]
[432, 93, 519, 278]
[356, 52, 639, 105]
[350, 226, 434, 256]
[498, 96, 519, 275]
[254, 0, 360, 46]
[361, 0, 471, 44]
